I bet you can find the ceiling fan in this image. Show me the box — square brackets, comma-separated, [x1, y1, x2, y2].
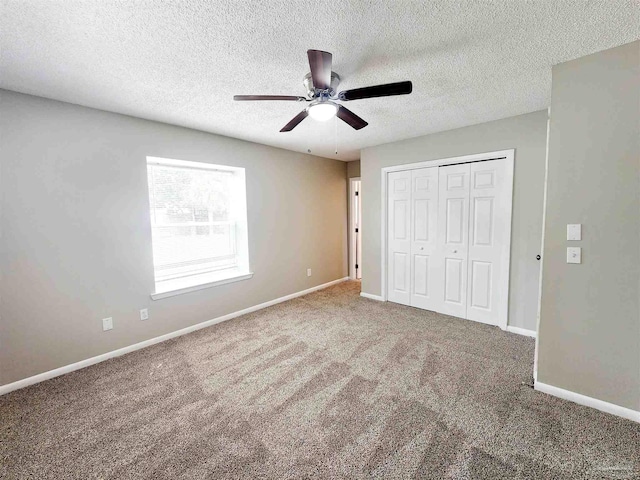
[234, 50, 413, 132]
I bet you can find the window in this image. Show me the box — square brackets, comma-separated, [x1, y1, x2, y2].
[146, 157, 251, 298]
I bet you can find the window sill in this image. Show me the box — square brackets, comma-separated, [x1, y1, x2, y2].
[150, 270, 254, 300]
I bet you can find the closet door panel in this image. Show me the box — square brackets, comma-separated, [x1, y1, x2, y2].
[436, 163, 471, 318]
[445, 198, 465, 243]
[444, 258, 464, 303]
[387, 171, 411, 305]
[466, 158, 511, 325]
[413, 254, 429, 295]
[410, 167, 440, 310]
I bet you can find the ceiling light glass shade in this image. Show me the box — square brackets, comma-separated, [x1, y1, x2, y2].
[308, 102, 338, 121]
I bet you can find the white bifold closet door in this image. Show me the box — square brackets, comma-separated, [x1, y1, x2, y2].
[437, 163, 471, 318]
[388, 167, 441, 308]
[387, 170, 412, 305]
[466, 160, 511, 325]
[387, 158, 512, 327]
[410, 168, 440, 311]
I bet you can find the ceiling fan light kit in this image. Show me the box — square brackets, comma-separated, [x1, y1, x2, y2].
[308, 101, 338, 121]
[233, 50, 413, 132]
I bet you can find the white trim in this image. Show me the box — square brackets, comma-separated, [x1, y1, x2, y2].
[534, 107, 551, 381]
[146, 156, 243, 173]
[360, 292, 384, 301]
[506, 325, 537, 338]
[380, 149, 515, 330]
[535, 381, 640, 423]
[0, 277, 349, 396]
[380, 166, 388, 300]
[380, 149, 516, 174]
[349, 177, 361, 280]
[498, 157, 515, 331]
[151, 271, 254, 300]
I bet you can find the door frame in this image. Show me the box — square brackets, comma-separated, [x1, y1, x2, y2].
[380, 149, 515, 330]
[533, 109, 551, 381]
[349, 177, 361, 280]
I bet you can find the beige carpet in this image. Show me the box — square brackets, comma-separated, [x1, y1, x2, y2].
[1, 281, 638, 479]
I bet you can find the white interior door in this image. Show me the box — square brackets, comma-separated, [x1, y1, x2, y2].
[387, 171, 411, 305]
[410, 167, 441, 310]
[349, 179, 363, 280]
[436, 163, 471, 318]
[466, 159, 512, 326]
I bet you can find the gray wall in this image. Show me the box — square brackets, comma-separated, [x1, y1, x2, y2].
[360, 110, 548, 331]
[537, 42, 640, 411]
[0, 91, 347, 386]
[347, 160, 360, 179]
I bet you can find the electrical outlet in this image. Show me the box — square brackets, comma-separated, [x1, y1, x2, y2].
[140, 308, 149, 321]
[102, 317, 113, 331]
[307, 268, 312, 277]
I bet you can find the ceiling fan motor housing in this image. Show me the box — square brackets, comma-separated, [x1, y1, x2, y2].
[303, 71, 341, 98]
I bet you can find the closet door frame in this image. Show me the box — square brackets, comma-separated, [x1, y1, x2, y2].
[380, 149, 514, 330]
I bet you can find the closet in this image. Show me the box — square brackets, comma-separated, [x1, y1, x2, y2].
[387, 157, 513, 327]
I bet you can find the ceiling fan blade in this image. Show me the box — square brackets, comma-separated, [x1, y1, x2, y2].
[307, 49, 332, 90]
[280, 110, 309, 132]
[336, 105, 368, 130]
[234, 95, 307, 101]
[339, 81, 413, 101]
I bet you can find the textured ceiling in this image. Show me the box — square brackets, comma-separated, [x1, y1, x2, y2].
[1, 1, 638, 161]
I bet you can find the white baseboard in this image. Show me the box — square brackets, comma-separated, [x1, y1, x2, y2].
[535, 381, 640, 423]
[360, 292, 385, 301]
[506, 325, 537, 338]
[0, 277, 349, 396]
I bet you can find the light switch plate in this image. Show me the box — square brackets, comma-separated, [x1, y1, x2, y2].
[567, 224, 582, 241]
[140, 308, 149, 321]
[567, 247, 581, 264]
[102, 317, 113, 331]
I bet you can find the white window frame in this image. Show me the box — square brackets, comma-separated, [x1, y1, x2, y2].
[146, 156, 252, 300]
